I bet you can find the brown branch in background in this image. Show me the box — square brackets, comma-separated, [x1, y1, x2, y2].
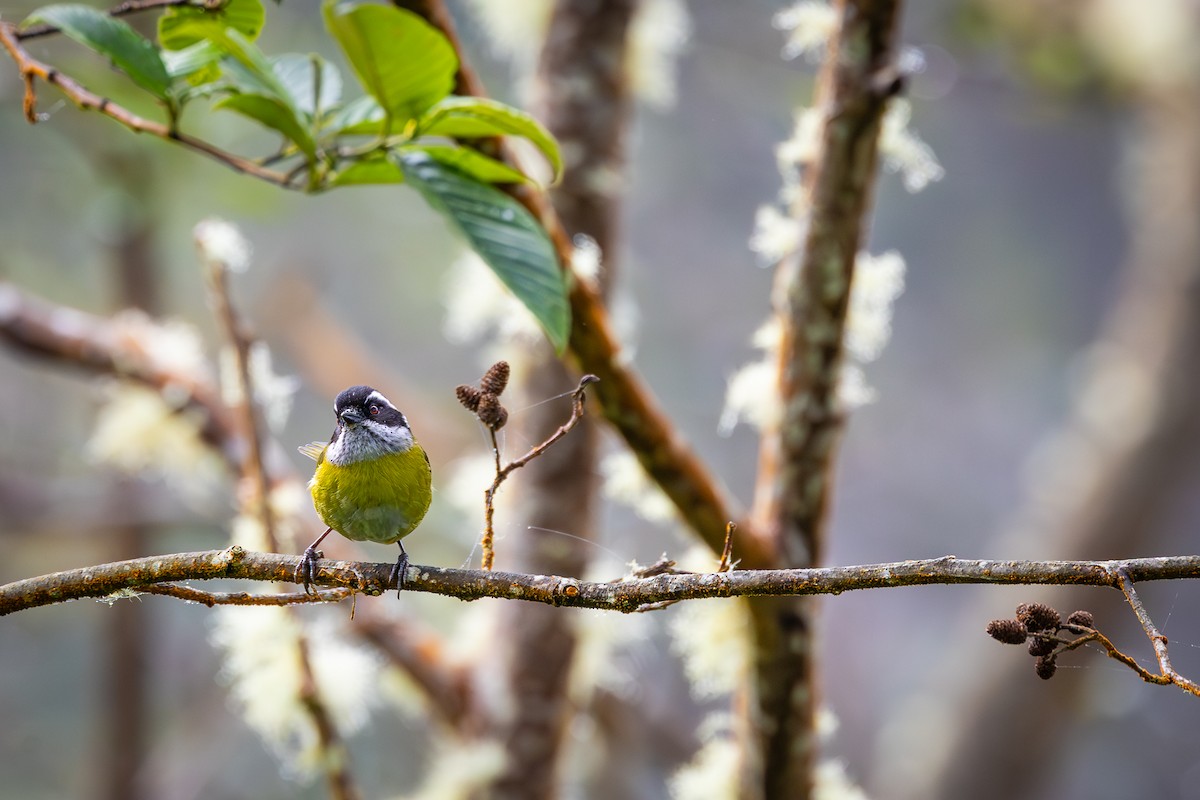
[16, 0, 205, 40]
[392, 0, 752, 564]
[352, 609, 474, 728]
[0, 23, 292, 186]
[199, 231, 278, 552]
[0, 282, 240, 463]
[295, 637, 363, 800]
[457, 366, 597, 570]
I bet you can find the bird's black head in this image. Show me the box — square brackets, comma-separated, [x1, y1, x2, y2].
[334, 385, 408, 429]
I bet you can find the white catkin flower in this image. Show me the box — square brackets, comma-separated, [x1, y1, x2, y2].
[462, 0, 554, 71]
[814, 759, 871, 800]
[837, 250, 906, 409]
[219, 342, 300, 433]
[837, 363, 877, 410]
[572, 234, 603, 284]
[194, 218, 252, 272]
[87, 383, 226, 505]
[748, 205, 803, 267]
[110, 310, 210, 381]
[773, 1, 839, 62]
[627, 0, 692, 110]
[569, 609, 651, 704]
[776, 106, 824, 171]
[879, 100, 944, 193]
[211, 608, 382, 780]
[600, 450, 678, 524]
[668, 598, 752, 699]
[668, 731, 739, 800]
[444, 251, 542, 348]
[845, 250, 906, 364]
[719, 318, 782, 436]
[396, 740, 508, 800]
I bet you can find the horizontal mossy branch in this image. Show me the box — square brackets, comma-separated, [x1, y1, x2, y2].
[4, 547, 1200, 616]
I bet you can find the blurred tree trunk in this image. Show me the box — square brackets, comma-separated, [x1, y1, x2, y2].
[100, 157, 158, 800]
[479, 1, 635, 799]
[886, 38, 1200, 800]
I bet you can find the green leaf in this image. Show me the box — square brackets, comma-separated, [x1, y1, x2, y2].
[395, 151, 569, 351]
[324, 95, 385, 136]
[329, 156, 404, 187]
[419, 96, 563, 182]
[272, 54, 342, 116]
[215, 93, 316, 157]
[195, 27, 290, 99]
[323, 1, 457, 126]
[161, 40, 222, 84]
[23, 5, 171, 100]
[403, 144, 529, 185]
[159, 0, 264, 50]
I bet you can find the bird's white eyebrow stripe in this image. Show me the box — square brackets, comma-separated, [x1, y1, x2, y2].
[366, 390, 392, 408]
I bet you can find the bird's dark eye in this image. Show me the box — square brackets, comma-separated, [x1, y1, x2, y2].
[369, 405, 380, 416]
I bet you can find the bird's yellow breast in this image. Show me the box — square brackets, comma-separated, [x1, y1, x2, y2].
[309, 444, 432, 544]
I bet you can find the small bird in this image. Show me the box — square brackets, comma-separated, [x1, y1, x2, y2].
[297, 385, 432, 594]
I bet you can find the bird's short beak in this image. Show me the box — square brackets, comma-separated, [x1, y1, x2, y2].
[340, 408, 366, 425]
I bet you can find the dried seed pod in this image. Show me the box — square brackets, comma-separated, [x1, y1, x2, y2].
[477, 393, 509, 431]
[456, 384, 481, 411]
[1028, 636, 1056, 657]
[1035, 654, 1057, 680]
[1016, 602, 1061, 632]
[1066, 610, 1094, 629]
[481, 361, 510, 397]
[986, 619, 1028, 645]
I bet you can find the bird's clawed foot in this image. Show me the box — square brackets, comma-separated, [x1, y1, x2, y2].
[389, 545, 410, 598]
[296, 546, 323, 595]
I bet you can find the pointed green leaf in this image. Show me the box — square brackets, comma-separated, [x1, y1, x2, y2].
[158, 0, 264, 50]
[23, 5, 171, 100]
[272, 54, 342, 116]
[215, 93, 316, 157]
[403, 144, 529, 185]
[324, 95, 385, 136]
[329, 156, 404, 187]
[395, 151, 569, 351]
[418, 96, 563, 182]
[161, 40, 222, 82]
[323, 1, 457, 126]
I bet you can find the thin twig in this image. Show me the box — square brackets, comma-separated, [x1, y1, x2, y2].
[1113, 567, 1200, 696]
[200, 242, 278, 551]
[0, 23, 291, 186]
[295, 636, 363, 800]
[138, 583, 352, 605]
[16, 0, 206, 40]
[718, 522, 737, 572]
[480, 374, 597, 570]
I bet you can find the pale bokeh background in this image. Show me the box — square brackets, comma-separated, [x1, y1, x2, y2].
[2, 1, 1199, 798]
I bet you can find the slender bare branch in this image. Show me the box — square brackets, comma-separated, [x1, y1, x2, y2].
[138, 583, 352, 606]
[8, 549, 1200, 617]
[1114, 568, 1200, 696]
[16, 0, 205, 40]
[479, 374, 597, 570]
[200, 234, 279, 551]
[0, 23, 292, 186]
